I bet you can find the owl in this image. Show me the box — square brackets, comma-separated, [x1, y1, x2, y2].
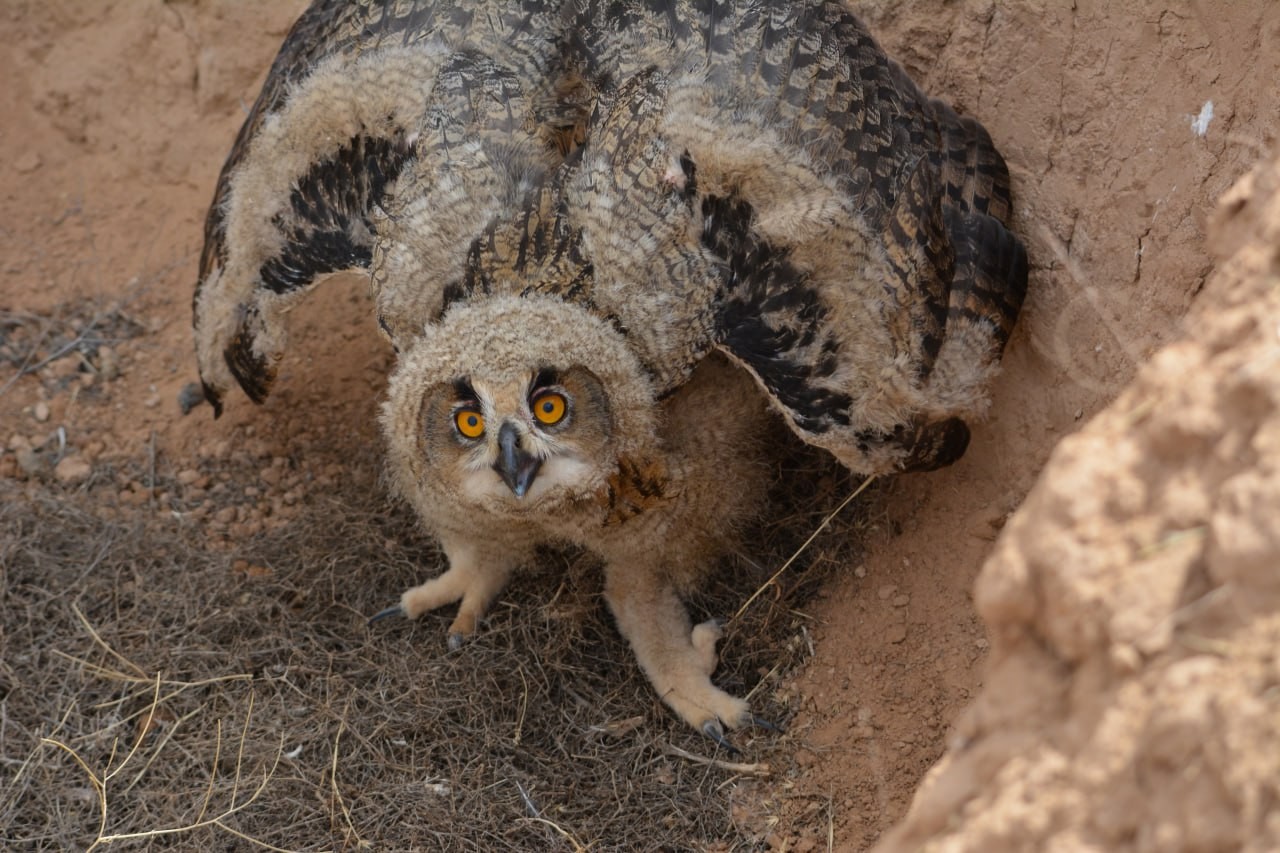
[192, 0, 1028, 745]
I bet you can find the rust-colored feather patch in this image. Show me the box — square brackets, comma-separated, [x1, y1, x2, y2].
[600, 455, 672, 525]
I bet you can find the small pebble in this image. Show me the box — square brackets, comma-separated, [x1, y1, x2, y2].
[97, 347, 120, 380]
[1110, 643, 1140, 673]
[14, 151, 42, 173]
[32, 402, 50, 422]
[177, 382, 206, 415]
[54, 456, 92, 485]
[886, 624, 908, 644]
[198, 439, 231, 460]
[15, 447, 45, 477]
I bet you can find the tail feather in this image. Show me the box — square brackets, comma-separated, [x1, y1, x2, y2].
[929, 99, 1016, 227]
[946, 207, 1029, 360]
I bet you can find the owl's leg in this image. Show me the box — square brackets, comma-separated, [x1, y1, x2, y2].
[603, 565, 753, 745]
[374, 535, 524, 650]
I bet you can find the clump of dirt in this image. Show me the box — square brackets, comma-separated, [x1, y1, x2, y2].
[876, 149, 1280, 853]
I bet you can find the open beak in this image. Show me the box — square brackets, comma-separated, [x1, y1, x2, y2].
[493, 421, 541, 498]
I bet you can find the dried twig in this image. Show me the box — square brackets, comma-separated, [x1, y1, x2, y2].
[664, 743, 771, 777]
[526, 816, 591, 852]
[42, 689, 300, 852]
[730, 477, 875, 625]
[70, 603, 148, 679]
[329, 712, 366, 848]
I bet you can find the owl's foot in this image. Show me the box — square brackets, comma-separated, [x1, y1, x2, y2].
[604, 570, 775, 744]
[659, 619, 762, 742]
[369, 559, 514, 647]
[750, 715, 782, 733]
[702, 719, 739, 753]
[368, 604, 405, 624]
[366, 602, 473, 652]
[702, 713, 783, 753]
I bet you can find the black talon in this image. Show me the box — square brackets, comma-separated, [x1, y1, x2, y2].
[751, 715, 783, 733]
[368, 604, 405, 626]
[701, 720, 740, 755]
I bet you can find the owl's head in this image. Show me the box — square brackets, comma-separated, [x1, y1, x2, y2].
[382, 295, 659, 519]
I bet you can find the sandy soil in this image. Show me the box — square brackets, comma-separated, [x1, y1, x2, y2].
[2, 1, 1278, 850]
[875, 147, 1280, 853]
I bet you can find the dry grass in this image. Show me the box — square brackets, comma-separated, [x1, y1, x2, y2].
[0, 421, 872, 850]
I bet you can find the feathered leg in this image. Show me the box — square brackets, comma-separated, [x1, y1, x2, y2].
[603, 563, 750, 744]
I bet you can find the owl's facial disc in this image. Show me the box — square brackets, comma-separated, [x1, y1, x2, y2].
[447, 369, 593, 507]
[384, 294, 661, 517]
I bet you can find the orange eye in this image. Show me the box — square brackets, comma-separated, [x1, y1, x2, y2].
[454, 408, 485, 439]
[531, 391, 567, 426]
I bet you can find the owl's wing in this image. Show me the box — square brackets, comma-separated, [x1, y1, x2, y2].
[427, 68, 725, 396]
[565, 70, 726, 390]
[704, 161, 973, 473]
[568, 1, 1027, 473]
[193, 0, 567, 414]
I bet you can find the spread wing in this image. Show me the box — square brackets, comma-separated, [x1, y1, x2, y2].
[193, 0, 571, 413]
[423, 68, 726, 395]
[560, 1, 1028, 473]
[195, 0, 1028, 480]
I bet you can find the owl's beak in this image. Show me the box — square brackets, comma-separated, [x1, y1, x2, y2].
[493, 421, 542, 498]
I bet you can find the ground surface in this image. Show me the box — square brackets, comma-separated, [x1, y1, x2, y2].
[1, 1, 1278, 851]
